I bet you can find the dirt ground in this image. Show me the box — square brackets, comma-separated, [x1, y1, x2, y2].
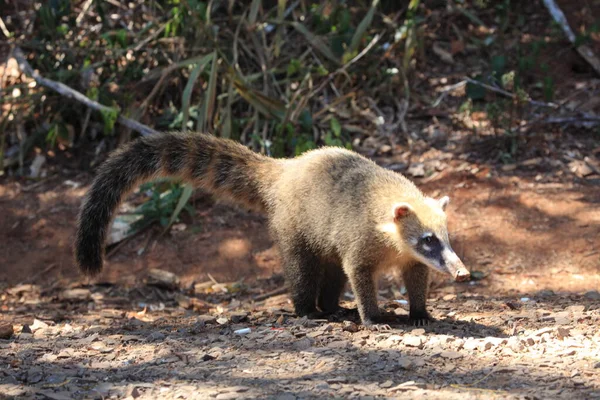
[1, 154, 600, 399]
[2, 1, 600, 398]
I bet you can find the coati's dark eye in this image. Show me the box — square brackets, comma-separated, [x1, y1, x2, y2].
[424, 236, 433, 244]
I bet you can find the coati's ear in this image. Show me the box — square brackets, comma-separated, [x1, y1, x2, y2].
[438, 196, 450, 211]
[392, 203, 413, 221]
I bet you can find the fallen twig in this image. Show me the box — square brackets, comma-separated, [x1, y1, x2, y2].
[253, 286, 288, 302]
[13, 47, 159, 136]
[16, 263, 58, 286]
[543, 0, 600, 76]
[463, 77, 557, 108]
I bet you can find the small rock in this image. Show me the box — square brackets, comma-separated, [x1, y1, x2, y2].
[230, 312, 248, 323]
[584, 291, 600, 300]
[342, 321, 359, 333]
[380, 380, 394, 389]
[21, 325, 32, 334]
[407, 163, 425, 177]
[275, 394, 296, 400]
[27, 369, 44, 384]
[379, 144, 393, 154]
[216, 317, 229, 325]
[197, 315, 217, 325]
[396, 358, 412, 369]
[61, 288, 91, 301]
[556, 327, 570, 340]
[442, 294, 456, 301]
[216, 393, 239, 400]
[147, 332, 166, 342]
[440, 351, 463, 359]
[411, 328, 425, 336]
[567, 305, 585, 313]
[463, 338, 480, 351]
[537, 289, 555, 298]
[30, 319, 49, 332]
[327, 340, 349, 349]
[403, 336, 424, 347]
[145, 268, 179, 290]
[201, 353, 216, 361]
[594, 362, 600, 369]
[293, 337, 313, 350]
[0, 323, 14, 339]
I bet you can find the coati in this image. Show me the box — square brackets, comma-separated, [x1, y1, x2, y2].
[75, 132, 470, 328]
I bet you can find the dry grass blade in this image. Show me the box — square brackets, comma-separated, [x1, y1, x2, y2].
[274, 0, 287, 58]
[249, 0, 261, 26]
[181, 53, 214, 131]
[290, 22, 340, 65]
[348, 0, 380, 56]
[166, 184, 194, 231]
[222, 78, 235, 139]
[197, 51, 219, 134]
[233, 76, 286, 120]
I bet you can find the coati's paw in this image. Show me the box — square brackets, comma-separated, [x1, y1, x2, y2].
[409, 311, 433, 327]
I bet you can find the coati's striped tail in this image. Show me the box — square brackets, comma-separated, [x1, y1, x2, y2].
[74, 132, 277, 276]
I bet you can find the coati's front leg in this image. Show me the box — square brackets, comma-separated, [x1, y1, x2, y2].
[317, 263, 347, 314]
[402, 262, 431, 326]
[344, 261, 389, 329]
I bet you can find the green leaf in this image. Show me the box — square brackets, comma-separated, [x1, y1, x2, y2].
[290, 22, 340, 65]
[101, 107, 119, 135]
[249, 0, 261, 25]
[181, 53, 214, 131]
[197, 51, 218, 133]
[347, 0, 379, 55]
[166, 183, 194, 229]
[233, 76, 286, 120]
[466, 79, 486, 100]
[491, 55, 506, 79]
[330, 117, 341, 137]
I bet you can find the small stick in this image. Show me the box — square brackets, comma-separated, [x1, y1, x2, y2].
[253, 286, 288, 302]
[16, 263, 58, 286]
[463, 77, 557, 109]
[543, 0, 600, 76]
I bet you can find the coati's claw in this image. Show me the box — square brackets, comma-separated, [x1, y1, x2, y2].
[409, 311, 432, 327]
[364, 322, 392, 331]
[372, 324, 392, 331]
[411, 318, 430, 327]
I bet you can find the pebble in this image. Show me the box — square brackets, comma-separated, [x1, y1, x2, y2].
[584, 291, 600, 300]
[147, 332, 166, 341]
[327, 340, 349, 349]
[61, 288, 91, 301]
[403, 336, 424, 347]
[0, 323, 14, 339]
[230, 312, 248, 323]
[275, 394, 296, 400]
[440, 351, 463, 359]
[197, 315, 217, 324]
[342, 321, 359, 333]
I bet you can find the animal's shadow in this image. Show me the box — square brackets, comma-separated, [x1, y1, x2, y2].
[317, 307, 507, 338]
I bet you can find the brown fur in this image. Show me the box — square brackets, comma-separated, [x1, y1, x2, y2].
[75, 132, 462, 326]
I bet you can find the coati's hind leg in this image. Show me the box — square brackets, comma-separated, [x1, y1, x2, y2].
[279, 238, 321, 317]
[317, 263, 347, 314]
[402, 262, 431, 326]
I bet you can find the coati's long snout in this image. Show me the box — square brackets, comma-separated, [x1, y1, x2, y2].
[74, 132, 278, 276]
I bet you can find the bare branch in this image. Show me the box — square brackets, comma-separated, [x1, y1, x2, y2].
[13, 47, 159, 137]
